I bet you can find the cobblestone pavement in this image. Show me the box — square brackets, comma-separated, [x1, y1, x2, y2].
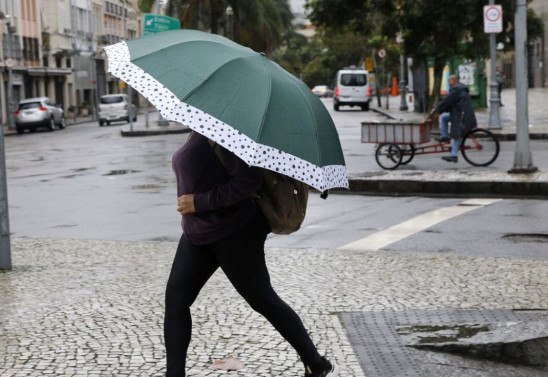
[1, 239, 547, 376]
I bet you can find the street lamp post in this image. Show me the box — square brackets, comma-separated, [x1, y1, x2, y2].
[0, 12, 12, 270]
[509, 0, 537, 173]
[5, 17, 16, 130]
[225, 6, 234, 40]
[399, 53, 408, 111]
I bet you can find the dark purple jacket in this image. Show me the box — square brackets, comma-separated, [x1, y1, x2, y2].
[172, 132, 262, 245]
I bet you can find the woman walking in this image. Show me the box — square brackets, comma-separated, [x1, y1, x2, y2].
[164, 131, 339, 377]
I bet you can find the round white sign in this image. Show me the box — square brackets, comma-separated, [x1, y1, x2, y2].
[5, 58, 15, 68]
[378, 49, 386, 59]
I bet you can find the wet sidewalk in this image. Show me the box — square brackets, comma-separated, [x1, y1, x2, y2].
[1, 238, 546, 376]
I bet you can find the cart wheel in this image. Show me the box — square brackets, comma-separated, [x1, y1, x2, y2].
[461, 129, 500, 166]
[399, 144, 416, 165]
[375, 143, 402, 170]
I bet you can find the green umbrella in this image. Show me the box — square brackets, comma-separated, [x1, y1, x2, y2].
[104, 29, 347, 191]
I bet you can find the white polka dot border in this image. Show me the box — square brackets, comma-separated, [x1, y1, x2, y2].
[104, 41, 349, 191]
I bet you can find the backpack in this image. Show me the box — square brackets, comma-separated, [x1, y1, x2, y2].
[210, 142, 309, 235]
[255, 170, 309, 235]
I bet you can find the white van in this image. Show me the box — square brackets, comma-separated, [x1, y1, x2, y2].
[333, 68, 371, 111]
[98, 94, 137, 126]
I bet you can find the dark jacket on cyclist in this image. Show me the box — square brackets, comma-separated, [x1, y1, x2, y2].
[435, 82, 477, 139]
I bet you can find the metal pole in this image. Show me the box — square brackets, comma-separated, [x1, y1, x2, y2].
[399, 53, 408, 110]
[6, 23, 15, 130]
[156, 0, 169, 126]
[487, 0, 501, 129]
[0, 105, 11, 270]
[509, 0, 537, 173]
[128, 85, 133, 132]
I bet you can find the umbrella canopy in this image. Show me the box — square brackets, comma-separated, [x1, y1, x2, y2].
[104, 29, 348, 191]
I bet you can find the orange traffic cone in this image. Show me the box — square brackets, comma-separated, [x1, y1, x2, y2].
[391, 77, 399, 96]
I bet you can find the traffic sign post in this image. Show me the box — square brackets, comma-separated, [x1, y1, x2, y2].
[485, 2, 503, 130]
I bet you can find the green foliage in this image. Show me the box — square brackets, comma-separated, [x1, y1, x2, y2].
[306, 0, 544, 105]
[137, 0, 155, 13]
[165, 0, 293, 53]
[271, 28, 371, 87]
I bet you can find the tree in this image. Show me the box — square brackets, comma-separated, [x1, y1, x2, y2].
[271, 28, 371, 87]
[137, 0, 155, 13]
[307, 0, 544, 109]
[165, 0, 293, 53]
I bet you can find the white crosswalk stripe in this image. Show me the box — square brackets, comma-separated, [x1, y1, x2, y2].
[338, 198, 501, 251]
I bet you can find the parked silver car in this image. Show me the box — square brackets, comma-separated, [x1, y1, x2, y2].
[311, 85, 334, 98]
[15, 97, 66, 134]
[98, 94, 137, 126]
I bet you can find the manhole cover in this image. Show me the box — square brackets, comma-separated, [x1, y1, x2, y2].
[103, 169, 140, 176]
[503, 233, 548, 243]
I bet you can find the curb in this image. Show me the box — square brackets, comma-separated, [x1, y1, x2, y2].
[120, 127, 190, 137]
[341, 177, 548, 198]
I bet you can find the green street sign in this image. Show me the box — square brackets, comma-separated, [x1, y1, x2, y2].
[144, 14, 181, 35]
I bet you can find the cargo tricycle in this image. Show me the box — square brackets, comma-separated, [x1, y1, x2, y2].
[361, 119, 500, 170]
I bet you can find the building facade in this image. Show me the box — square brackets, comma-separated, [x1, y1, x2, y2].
[1, 0, 141, 126]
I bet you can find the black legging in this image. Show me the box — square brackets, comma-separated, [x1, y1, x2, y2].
[164, 212, 321, 376]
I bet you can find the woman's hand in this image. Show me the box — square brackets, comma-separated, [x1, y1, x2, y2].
[177, 194, 196, 214]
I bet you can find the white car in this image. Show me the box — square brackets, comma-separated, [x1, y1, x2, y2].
[333, 68, 372, 111]
[98, 94, 137, 126]
[15, 97, 66, 134]
[311, 85, 334, 98]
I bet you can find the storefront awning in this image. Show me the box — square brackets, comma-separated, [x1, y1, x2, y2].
[46, 68, 72, 76]
[28, 68, 46, 76]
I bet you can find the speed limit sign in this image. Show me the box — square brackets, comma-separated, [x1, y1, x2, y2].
[378, 49, 386, 59]
[484, 5, 503, 33]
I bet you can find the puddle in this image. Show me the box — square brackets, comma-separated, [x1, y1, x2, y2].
[132, 184, 164, 190]
[72, 168, 95, 172]
[397, 324, 490, 344]
[502, 233, 548, 243]
[103, 169, 141, 176]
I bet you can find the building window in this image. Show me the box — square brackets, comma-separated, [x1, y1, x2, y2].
[56, 57, 62, 68]
[66, 58, 71, 68]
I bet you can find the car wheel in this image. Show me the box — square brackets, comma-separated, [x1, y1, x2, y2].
[48, 117, 55, 131]
[99, 120, 104, 127]
[30, 127, 37, 133]
[58, 116, 66, 129]
[16, 127, 24, 134]
[132, 115, 137, 122]
[361, 102, 370, 111]
[334, 103, 340, 111]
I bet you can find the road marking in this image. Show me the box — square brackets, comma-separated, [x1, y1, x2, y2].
[339, 199, 501, 251]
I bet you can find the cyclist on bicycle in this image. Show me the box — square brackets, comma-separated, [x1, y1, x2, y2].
[431, 74, 477, 163]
